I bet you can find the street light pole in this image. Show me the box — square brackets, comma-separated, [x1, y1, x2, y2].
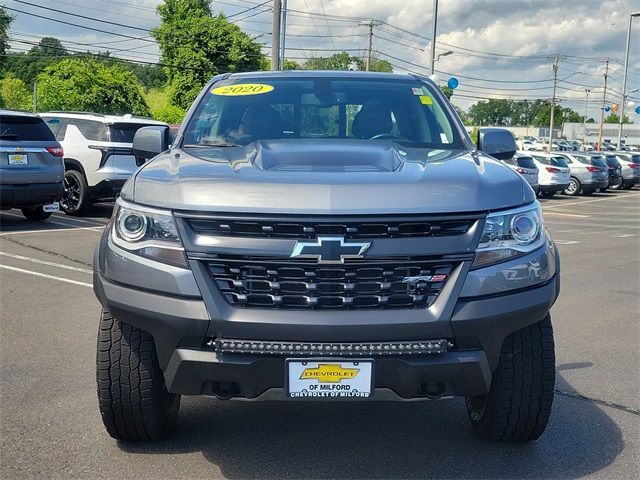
[597, 60, 609, 151]
[617, 12, 640, 150]
[436, 50, 453, 63]
[548, 56, 559, 152]
[583, 88, 590, 144]
[429, 0, 439, 75]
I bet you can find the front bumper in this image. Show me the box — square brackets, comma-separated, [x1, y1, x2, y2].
[94, 265, 559, 400]
[0, 182, 63, 208]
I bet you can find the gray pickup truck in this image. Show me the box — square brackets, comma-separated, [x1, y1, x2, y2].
[93, 72, 560, 442]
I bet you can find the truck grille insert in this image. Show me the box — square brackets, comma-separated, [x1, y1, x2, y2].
[207, 259, 455, 310]
[187, 216, 474, 239]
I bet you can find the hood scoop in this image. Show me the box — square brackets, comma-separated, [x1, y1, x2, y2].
[253, 139, 403, 172]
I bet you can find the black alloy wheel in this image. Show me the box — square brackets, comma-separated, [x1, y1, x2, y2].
[61, 170, 90, 215]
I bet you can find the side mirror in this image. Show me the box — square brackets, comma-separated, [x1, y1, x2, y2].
[132, 126, 172, 161]
[477, 127, 516, 160]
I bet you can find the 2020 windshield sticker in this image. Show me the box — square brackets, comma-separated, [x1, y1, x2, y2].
[211, 83, 274, 96]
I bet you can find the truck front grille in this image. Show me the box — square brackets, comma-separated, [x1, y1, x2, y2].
[207, 258, 455, 310]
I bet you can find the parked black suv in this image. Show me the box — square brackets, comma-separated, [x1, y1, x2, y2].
[93, 72, 560, 442]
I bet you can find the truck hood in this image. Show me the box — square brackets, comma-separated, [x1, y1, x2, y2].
[126, 139, 531, 214]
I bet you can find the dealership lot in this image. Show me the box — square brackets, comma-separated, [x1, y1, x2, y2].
[1, 191, 638, 479]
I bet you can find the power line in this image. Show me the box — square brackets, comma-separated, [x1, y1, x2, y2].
[9, 0, 152, 32]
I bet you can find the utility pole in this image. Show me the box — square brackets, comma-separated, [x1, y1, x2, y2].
[618, 12, 640, 149]
[271, 0, 282, 71]
[429, 0, 439, 75]
[547, 56, 559, 152]
[360, 20, 380, 71]
[583, 88, 590, 144]
[597, 59, 609, 151]
[279, 0, 288, 69]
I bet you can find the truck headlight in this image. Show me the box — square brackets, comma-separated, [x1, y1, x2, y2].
[112, 198, 187, 268]
[473, 202, 545, 268]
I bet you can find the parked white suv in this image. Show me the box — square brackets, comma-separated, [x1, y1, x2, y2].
[41, 112, 168, 215]
[525, 151, 571, 198]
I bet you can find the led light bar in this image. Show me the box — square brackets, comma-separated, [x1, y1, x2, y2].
[211, 338, 452, 356]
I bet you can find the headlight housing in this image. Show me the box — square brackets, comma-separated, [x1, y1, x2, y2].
[111, 198, 187, 268]
[473, 202, 545, 268]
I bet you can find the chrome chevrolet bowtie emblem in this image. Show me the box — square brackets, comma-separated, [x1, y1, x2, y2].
[290, 236, 371, 264]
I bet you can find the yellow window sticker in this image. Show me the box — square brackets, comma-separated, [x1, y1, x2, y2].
[211, 83, 274, 96]
[419, 95, 433, 105]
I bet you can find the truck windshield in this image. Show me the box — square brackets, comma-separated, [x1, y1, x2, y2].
[182, 77, 464, 149]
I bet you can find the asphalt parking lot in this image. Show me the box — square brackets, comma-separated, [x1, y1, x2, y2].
[1, 191, 638, 479]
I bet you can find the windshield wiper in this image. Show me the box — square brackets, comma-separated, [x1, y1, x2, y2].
[0, 133, 18, 139]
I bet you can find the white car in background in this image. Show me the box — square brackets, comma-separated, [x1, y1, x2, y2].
[41, 112, 168, 215]
[525, 151, 571, 197]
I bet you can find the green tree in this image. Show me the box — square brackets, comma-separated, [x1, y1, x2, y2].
[29, 37, 66, 57]
[145, 87, 185, 123]
[440, 85, 453, 99]
[533, 104, 583, 128]
[0, 75, 31, 110]
[303, 52, 392, 72]
[152, 0, 266, 109]
[468, 99, 514, 125]
[454, 105, 469, 124]
[3, 37, 68, 86]
[604, 112, 632, 124]
[0, 5, 14, 69]
[37, 58, 150, 115]
[283, 59, 301, 70]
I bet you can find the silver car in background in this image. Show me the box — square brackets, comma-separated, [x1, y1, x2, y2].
[502, 153, 539, 194]
[556, 152, 609, 196]
[612, 152, 640, 189]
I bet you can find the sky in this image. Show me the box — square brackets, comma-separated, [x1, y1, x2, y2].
[4, 0, 640, 118]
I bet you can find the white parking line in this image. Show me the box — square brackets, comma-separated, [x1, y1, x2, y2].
[0, 226, 104, 236]
[542, 193, 640, 210]
[0, 264, 92, 287]
[554, 240, 580, 245]
[544, 212, 590, 218]
[0, 251, 93, 273]
[50, 213, 109, 226]
[0, 211, 104, 229]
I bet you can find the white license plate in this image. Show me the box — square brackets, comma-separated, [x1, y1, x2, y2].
[43, 201, 59, 213]
[8, 154, 28, 165]
[287, 359, 373, 399]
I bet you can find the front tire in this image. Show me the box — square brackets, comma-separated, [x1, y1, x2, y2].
[96, 309, 180, 440]
[466, 315, 555, 442]
[61, 170, 92, 215]
[21, 206, 52, 221]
